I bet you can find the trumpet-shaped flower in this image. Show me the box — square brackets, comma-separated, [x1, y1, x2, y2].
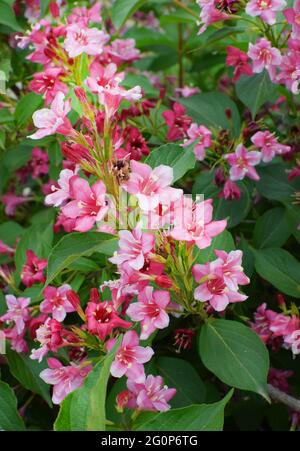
[224, 144, 261, 181]
[0, 295, 30, 334]
[245, 0, 287, 25]
[40, 284, 75, 322]
[64, 24, 109, 57]
[85, 300, 131, 340]
[126, 375, 176, 412]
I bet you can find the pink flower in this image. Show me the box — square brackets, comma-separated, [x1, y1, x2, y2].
[109, 228, 155, 270]
[0, 240, 15, 256]
[126, 286, 170, 339]
[29, 92, 73, 140]
[124, 160, 181, 211]
[248, 38, 281, 79]
[284, 1, 300, 38]
[268, 367, 293, 393]
[107, 39, 140, 64]
[4, 327, 28, 353]
[162, 103, 192, 141]
[284, 330, 300, 355]
[21, 250, 47, 287]
[0, 295, 30, 334]
[212, 250, 250, 290]
[29, 68, 68, 105]
[40, 358, 92, 404]
[2, 191, 29, 216]
[251, 303, 277, 343]
[40, 284, 75, 322]
[126, 375, 176, 412]
[64, 24, 109, 58]
[30, 147, 49, 179]
[67, 3, 102, 26]
[30, 318, 63, 362]
[226, 46, 253, 82]
[170, 198, 227, 249]
[277, 51, 300, 95]
[62, 176, 109, 232]
[245, 0, 287, 25]
[109, 331, 154, 382]
[197, 0, 229, 34]
[175, 86, 200, 97]
[192, 261, 247, 311]
[220, 180, 241, 200]
[270, 314, 299, 337]
[182, 123, 212, 160]
[85, 300, 131, 340]
[224, 144, 261, 181]
[45, 168, 76, 207]
[251, 131, 290, 162]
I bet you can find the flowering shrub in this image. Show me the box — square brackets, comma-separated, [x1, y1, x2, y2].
[0, 0, 299, 432]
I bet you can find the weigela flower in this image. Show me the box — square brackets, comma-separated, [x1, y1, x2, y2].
[284, 1, 300, 38]
[175, 86, 200, 97]
[268, 368, 293, 393]
[62, 176, 109, 232]
[45, 168, 78, 207]
[108, 330, 154, 382]
[106, 38, 140, 65]
[245, 0, 286, 25]
[67, 3, 102, 26]
[109, 227, 155, 270]
[277, 48, 300, 95]
[251, 303, 277, 343]
[126, 375, 176, 412]
[126, 286, 170, 339]
[0, 295, 30, 334]
[30, 318, 63, 362]
[85, 300, 131, 340]
[162, 103, 192, 141]
[4, 327, 28, 353]
[64, 24, 109, 57]
[251, 131, 290, 162]
[21, 250, 47, 287]
[40, 284, 75, 322]
[40, 358, 92, 404]
[2, 191, 29, 216]
[29, 147, 49, 180]
[226, 46, 253, 82]
[284, 330, 300, 355]
[197, 0, 229, 34]
[29, 91, 73, 140]
[248, 38, 281, 79]
[212, 250, 250, 290]
[29, 68, 68, 105]
[224, 144, 261, 181]
[174, 329, 195, 352]
[182, 123, 212, 160]
[220, 180, 241, 200]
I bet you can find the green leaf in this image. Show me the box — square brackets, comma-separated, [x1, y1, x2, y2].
[54, 337, 121, 431]
[194, 230, 235, 264]
[151, 357, 206, 408]
[46, 232, 118, 285]
[111, 0, 146, 29]
[0, 381, 25, 431]
[145, 143, 196, 182]
[178, 92, 241, 137]
[0, 2, 23, 32]
[253, 207, 290, 249]
[40, 0, 50, 17]
[256, 163, 300, 202]
[133, 389, 233, 431]
[253, 247, 300, 298]
[3, 144, 32, 172]
[0, 108, 13, 125]
[235, 71, 276, 118]
[14, 93, 43, 127]
[6, 348, 52, 406]
[199, 319, 269, 400]
[0, 221, 24, 247]
[285, 203, 300, 244]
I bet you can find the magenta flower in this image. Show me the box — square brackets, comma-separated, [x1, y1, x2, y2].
[4, 327, 28, 353]
[29, 91, 73, 140]
[45, 168, 77, 207]
[2, 191, 29, 216]
[109, 228, 155, 270]
[193, 262, 248, 311]
[30, 147, 49, 179]
[248, 38, 281, 79]
[109, 331, 154, 382]
[126, 375, 176, 412]
[126, 286, 170, 339]
[220, 180, 241, 200]
[40, 358, 92, 404]
[124, 160, 181, 211]
[29, 68, 68, 105]
[62, 176, 109, 232]
[170, 198, 227, 250]
[224, 144, 261, 181]
[284, 330, 300, 355]
[162, 103, 192, 141]
[21, 250, 47, 287]
[269, 314, 299, 337]
[226, 46, 253, 82]
[0, 295, 30, 334]
[284, 1, 300, 38]
[182, 123, 212, 160]
[212, 250, 250, 290]
[85, 300, 131, 340]
[251, 131, 290, 162]
[250, 303, 277, 343]
[245, 0, 287, 25]
[64, 24, 109, 58]
[30, 318, 63, 362]
[40, 284, 75, 322]
[197, 0, 229, 34]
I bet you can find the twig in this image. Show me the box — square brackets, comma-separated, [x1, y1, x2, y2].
[267, 384, 300, 413]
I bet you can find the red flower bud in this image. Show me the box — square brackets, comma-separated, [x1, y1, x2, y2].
[155, 275, 173, 289]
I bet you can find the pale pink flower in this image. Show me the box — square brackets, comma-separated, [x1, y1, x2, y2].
[30, 318, 63, 362]
[109, 228, 155, 270]
[109, 331, 154, 382]
[284, 330, 300, 355]
[126, 286, 170, 339]
[278, 51, 300, 95]
[126, 375, 176, 412]
[248, 38, 281, 79]
[197, 0, 229, 33]
[40, 358, 92, 404]
[2, 191, 29, 216]
[62, 176, 109, 232]
[251, 303, 277, 343]
[224, 144, 261, 181]
[175, 86, 200, 97]
[40, 284, 75, 322]
[67, 3, 102, 26]
[193, 262, 247, 311]
[124, 160, 181, 211]
[170, 198, 227, 250]
[29, 91, 73, 140]
[29, 68, 68, 105]
[45, 168, 76, 207]
[212, 250, 250, 291]
[64, 24, 109, 58]
[182, 123, 212, 160]
[0, 295, 30, 334]
[251, 131, 290, 162]
[107, 38, 140, 64]
[270, 314, 300, 337]
[284, 1, 300, 38]
[245, 0, 287, 25]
